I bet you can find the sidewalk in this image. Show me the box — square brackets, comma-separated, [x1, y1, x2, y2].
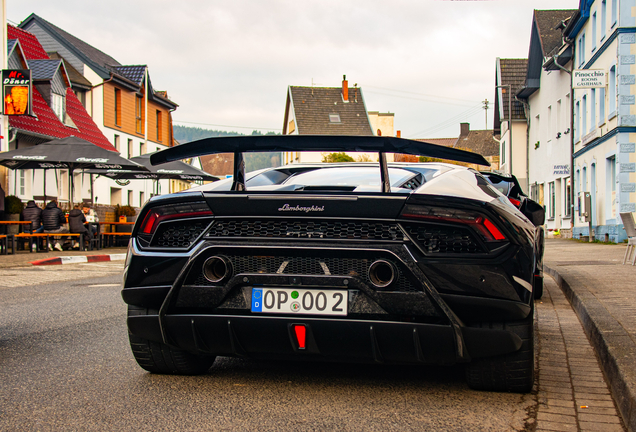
[544, 238, 636, 432]
[0, 247, 128, 269]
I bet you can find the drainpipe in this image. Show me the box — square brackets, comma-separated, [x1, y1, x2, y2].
[552, 56, 574, 234]
[517, 96, 531, 193]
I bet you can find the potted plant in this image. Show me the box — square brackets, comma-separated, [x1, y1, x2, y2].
[4, 195, 25, 234]
[114, 204, 137, 232]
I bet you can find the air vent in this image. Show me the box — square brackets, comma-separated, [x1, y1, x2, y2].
[206, 219, 404, 241]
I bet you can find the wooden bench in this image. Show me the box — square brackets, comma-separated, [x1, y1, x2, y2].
[101, 232, 131, 248]
[0, 234, 13, 255]
[13, 233, 87, 252]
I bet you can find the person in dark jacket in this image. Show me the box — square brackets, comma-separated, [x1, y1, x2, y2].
[42, 199, 68, 251]
[21, 200, 44, 233]
[68, 205, 92, 248]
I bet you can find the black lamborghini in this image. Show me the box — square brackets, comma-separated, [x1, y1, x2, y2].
[122, 135, 544, 393]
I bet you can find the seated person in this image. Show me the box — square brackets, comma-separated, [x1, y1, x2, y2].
[82, 204, 99, 237]
[42, 199, 69, 251]
[69, 204, 93, 248]
[21, 200, 44, 233]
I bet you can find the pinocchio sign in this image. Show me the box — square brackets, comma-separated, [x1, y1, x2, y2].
[2, 69, 32, 116]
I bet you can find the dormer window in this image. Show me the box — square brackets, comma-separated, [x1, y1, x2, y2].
[329, 113, 341, 123]
[51, 92, 65, 121]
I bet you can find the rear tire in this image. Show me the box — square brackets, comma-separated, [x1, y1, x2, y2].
[128, 305, 216, 375]
[465, 305, 534, 393]
[533, 275, 544, 300]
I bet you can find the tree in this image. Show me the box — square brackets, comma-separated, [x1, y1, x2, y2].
[322, 152, 355, 163]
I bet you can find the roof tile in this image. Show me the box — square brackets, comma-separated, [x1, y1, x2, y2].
[7, 25, 116, 152]
[289, 86, 373, 136]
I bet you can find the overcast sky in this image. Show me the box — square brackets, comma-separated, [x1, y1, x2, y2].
[8, 0, 578, 139]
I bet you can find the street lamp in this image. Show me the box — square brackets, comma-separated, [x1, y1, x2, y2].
[496, 85, 512, 176]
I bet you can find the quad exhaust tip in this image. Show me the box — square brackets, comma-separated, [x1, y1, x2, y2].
[203, 256, 232, 283]
[368, 260, 395, 288]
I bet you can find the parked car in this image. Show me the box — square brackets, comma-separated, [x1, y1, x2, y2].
[480, 172, 545, 299]
[122, 135, 542, 393]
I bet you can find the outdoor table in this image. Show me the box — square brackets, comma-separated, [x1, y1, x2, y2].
[99, 221, 134, 247]
[0, 221, 34, 234]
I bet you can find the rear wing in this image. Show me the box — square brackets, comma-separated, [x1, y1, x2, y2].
[150, 135, 490, 192]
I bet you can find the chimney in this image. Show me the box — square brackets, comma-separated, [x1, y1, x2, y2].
[460, 122, 470, 137]
[342, 74, 348, 102]
[396, 130, 401, 138]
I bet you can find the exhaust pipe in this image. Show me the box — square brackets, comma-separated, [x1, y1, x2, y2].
[368, 260, 395, 288]
[203, 256, 232, 283]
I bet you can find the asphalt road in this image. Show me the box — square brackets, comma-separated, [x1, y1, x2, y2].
[0, 262, 619, 431]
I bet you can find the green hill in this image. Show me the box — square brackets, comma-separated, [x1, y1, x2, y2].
[173, 125, 282, 171]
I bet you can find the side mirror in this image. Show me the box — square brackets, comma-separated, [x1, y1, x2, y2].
[520, 198, 545, 226]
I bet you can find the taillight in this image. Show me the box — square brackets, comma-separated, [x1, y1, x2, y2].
[509, 198, 521, 207]
[400, 204, 506, 242]
[139, 201, 213, 236]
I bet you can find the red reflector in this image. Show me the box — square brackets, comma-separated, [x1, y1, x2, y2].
[293, 325, 306, 349]
[483, 218, 506, 240]
[509, 198, 521, 207]
[141, 211, 158, 234]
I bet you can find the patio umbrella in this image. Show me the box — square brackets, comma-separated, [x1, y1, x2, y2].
[0, 135, 149, 205]
[85, 152, 218, 194]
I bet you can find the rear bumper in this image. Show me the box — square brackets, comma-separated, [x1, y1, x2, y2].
[128, 313, 522, 365]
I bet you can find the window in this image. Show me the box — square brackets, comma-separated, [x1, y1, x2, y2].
[128, 139, 133, 159]
[599, 87, 605, 124]
[556, 100, 562, 136]
[601, 1, 607, 38]
[74, 89, 86, 108]
[156, 110, 162, 142]
[329, 113, 341, 123]
[501, 140, 506, 165]
[530, 184, 539, 202]
[139, 191, 145, 206]
[547, 106, 552, 141]
[565, 178, 571, 217]
[549, 182, 555, 219]
[114, 88, 121, 126]
[140, 141, 146, 155]
[611, 0, 617, 26]
[18, 170, 25, 196]
[592, 12, 597, 50]
[575, 169, 580, 201]
[591, 89, 596, 129]
[575, 100, 580, 140]
[609, 66, 616, 115]
[114, 134, 120, 152]
[582, 95, 587, 134]
[110, 187, 122, 206]
[51, 93, 65, 121]
[135, 95, 143, 134]
[578, 33, 586, 66]
[582, 166, 587, 192]
[128, 190, 133, 206]
[607, 156, 616, 220]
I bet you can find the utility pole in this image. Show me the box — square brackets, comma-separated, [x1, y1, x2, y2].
[482, 99, 490, 129]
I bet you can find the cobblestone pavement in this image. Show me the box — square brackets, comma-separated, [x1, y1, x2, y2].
[0, 260, 124, 288]
[536, 275, 625, 432]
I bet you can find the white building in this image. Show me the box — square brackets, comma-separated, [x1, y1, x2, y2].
[566, 0, 636, 242]
[494, 58, 529, 191]
[517, 10, 577, 234]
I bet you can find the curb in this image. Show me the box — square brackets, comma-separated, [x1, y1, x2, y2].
[545, 265, 636, 432]
[30, 253, 127, 266]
